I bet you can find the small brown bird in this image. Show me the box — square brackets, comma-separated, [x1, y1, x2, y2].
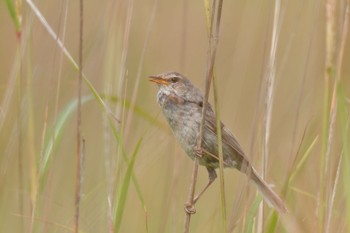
[148, 71, 287, 214]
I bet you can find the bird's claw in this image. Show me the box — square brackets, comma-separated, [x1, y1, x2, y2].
[184, 203, 196, 214]
[194, 146, 203, 158]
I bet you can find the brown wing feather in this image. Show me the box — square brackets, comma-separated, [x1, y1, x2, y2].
[204, 104, 249, 161]
[205, 105, 249, 170]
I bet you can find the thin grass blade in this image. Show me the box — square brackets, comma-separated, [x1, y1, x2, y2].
[114, 138, 143, 233]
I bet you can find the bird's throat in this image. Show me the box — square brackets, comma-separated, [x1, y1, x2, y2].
[157, 90, 184, 107]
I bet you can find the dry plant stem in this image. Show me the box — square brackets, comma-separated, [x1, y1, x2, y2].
[183, 0, 215, 231]
[183, 0, 215, 213]
[74, 0, 83, 232]
[264, 0, 281, 184]
[320, 0, 337, 231]
[259, 0, 281, 231]
[16, 35, 24, 233]
[324, 2, 349, 232]
[183, 158, 200, 232]
[320, 0, 336, 227]
[184, 0, 223, 232]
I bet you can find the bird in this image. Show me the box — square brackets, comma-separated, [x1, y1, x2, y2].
[148, 71, 287, 214]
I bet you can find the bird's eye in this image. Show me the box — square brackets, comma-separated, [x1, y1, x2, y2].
[170, 77, 178, 83]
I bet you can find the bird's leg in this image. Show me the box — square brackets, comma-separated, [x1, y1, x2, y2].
[184, 167, 217, 214]
[193, 167, 217, 204]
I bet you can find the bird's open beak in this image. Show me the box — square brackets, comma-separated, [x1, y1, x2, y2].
[148, 75, 170, 85]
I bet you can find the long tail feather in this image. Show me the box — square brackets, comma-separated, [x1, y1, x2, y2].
[250, 168, 287, 214]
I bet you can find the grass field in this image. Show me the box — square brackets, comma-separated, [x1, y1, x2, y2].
[0, 0, 349, 232]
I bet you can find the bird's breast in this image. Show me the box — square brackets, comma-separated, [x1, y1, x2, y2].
[157, 91, 201, 157]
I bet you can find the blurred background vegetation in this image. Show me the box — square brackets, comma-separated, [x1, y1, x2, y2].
[0, 0, 349, 232]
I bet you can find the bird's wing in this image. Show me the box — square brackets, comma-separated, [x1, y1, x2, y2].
[204, 104, 247, 159]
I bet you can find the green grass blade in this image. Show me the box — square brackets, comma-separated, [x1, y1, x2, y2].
[265, 211, 279, 233]
[30, 96, 92, 233]
[108, 115, 147, 206]
[5, 0, 21, 32]
[288, 136, 318, 184]
[40, 95, 93, 185]
[107, 116, 148, 232]
[244, 195, 262, 233]
[266, 134, 318, 232]
[114, 138, 143, 233]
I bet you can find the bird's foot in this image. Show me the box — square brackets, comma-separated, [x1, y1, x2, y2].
[194, 146, 203, 158]
[184, 202, 196, 214]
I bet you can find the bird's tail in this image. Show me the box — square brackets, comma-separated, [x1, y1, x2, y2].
[249, 168, 287, 214]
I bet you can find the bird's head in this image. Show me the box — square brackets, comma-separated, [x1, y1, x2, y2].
[148, 71, 194, 97]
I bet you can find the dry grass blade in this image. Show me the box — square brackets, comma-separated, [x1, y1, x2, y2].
[74, 0, 84, 232]
[259, 0, 283, 231]
[124, 0, 159, 138]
